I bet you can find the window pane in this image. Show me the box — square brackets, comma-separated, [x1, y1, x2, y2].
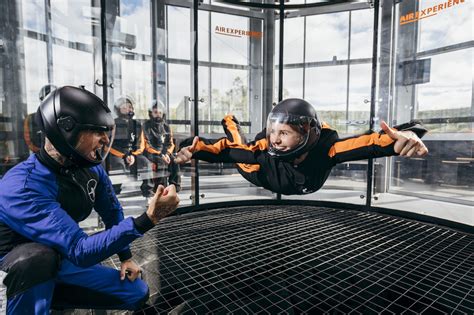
[347, 63, 371, 134]
[120, 0, 151, 55]
[418, 0, 471, 51]
[306, 12, 349, 62]
[417, 49, 472, 125]
[283, 68, 303, 99]
[350, 9, 373, 60]
[21, 0, 46, 33]
[168, 7, 190, 60]
[305, 65, 347, 129]
[168, 63, 190, 133]
[120, 59, 152, 119]
[52, 45, 94, 90]
[211, 13, 249, 65]
[211, 68, 249, 132]
[24, 38, 48, 113]
[51, 0, 93, 45]
[284, 17, 304, 64]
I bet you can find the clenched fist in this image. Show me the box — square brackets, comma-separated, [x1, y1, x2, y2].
[146, 184, 180, 224]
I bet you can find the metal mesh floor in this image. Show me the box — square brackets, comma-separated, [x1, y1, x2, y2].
[106, 205, 473, 314]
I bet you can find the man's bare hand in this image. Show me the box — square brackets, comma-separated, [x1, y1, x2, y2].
[162, 154, 171, 165]
[120, 259, 141, 281]
[146, 184, 180, 224]
[381, 121, 428, 157]
[125, 155, 135, 166]
[175, 136, 199, 164]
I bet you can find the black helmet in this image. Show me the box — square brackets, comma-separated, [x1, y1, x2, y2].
[39, 84, 57, 101]
[114, 96, 135, 118]
[36, 86, 115, 167]
[266, 98, 321, 160]
[148, 99, 166, 121]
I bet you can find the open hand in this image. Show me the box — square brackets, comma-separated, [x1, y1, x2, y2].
[381, 121, 428, 157]
[175, 136, 199, 164]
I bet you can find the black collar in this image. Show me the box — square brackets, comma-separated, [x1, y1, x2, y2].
[37, 146, 77, 175]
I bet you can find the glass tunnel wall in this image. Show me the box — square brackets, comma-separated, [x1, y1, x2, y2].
[0, 0, 472, 228]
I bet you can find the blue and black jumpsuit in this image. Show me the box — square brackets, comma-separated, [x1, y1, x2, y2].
[182, 115, 427, 195]
[0, 148, 155, 314]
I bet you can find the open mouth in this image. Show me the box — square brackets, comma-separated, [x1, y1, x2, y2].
[89, 148, 101, 160]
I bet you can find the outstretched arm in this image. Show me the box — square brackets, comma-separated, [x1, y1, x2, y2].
[329, 120, 428, 165]
[175, 135, 267, 165]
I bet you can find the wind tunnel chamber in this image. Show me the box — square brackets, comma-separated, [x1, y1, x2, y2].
[112, 0, 472, 313]
[0, 0, 472, 313]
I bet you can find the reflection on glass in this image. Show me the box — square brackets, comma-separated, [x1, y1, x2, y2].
[418, 0, 471, 51]
[211, 68, 249, 133]
[24, 38, 48, 113]
[416, 49, 472, 130]
[120, 0, 151, 55]
[121, 59, 152, 119]
[168, 64, 191, 133]
[52, 45, 94, 90]
[211, 12, 249, 65]
[168, 6, 190, 60]
[21, 0, 46, 33]
[51, 0, 93, 45]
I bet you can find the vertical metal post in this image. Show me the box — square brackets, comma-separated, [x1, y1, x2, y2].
[366, 0, 380, 210]
[277, 1, 285, 201]
[190, 0, 200, 205]
[44, 0, 53, 83]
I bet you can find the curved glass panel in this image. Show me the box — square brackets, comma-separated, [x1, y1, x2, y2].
[372, 0, 473, 225]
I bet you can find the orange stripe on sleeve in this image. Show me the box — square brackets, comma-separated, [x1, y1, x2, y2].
[237, 163, 260, 173]
[109, 147, 125, 158]
[132, 131, 146, 155]
[328, 133, 394, 158]
[223, 115, 243, 144]
[195, 138, 268, 154]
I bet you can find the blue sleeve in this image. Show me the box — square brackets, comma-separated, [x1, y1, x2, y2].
[91, 165, 132, 261]
[0, 172, 142, 268]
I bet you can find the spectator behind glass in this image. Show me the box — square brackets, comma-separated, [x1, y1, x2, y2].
[143, 100, 181, 193]
[107, 96, 154, 198]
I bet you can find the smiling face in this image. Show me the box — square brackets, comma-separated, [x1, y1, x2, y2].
[269, 123, 303, 152]
[75, 130, 111, 161]
[119, 101, 134, 116]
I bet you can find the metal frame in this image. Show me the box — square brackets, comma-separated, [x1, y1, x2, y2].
[174, 199, 473, 234]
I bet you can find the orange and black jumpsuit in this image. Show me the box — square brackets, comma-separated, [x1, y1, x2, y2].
[183, 115, 427, 195]
[142, 118, 181, 190]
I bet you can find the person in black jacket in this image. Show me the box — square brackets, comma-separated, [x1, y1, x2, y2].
[175, 98, 428, 195]
[108, 96, 154, 197]
[143, 100, 181, 192]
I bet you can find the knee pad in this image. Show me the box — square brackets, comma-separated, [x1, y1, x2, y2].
[1, 243, 60, 298]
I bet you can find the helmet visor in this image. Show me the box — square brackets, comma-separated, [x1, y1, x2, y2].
[74, 126, 115, 164]
[266, 112, 312, 157]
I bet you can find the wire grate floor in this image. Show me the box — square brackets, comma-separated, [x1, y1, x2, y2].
[106, 205, 473, 314]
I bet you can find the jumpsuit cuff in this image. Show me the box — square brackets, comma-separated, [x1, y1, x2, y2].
[118, 249, 133, 262]
[133, 212, 155, 234]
